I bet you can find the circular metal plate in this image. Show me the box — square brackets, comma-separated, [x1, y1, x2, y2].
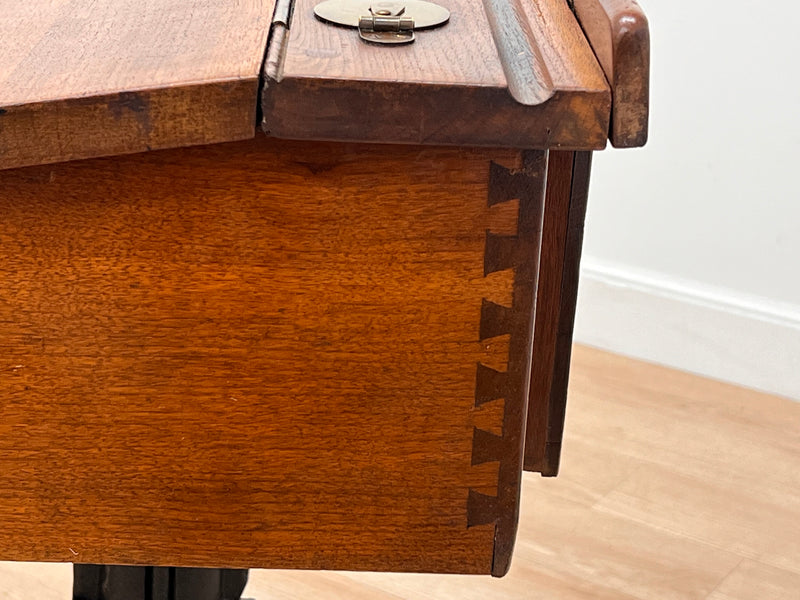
[314, 0, 450, 30]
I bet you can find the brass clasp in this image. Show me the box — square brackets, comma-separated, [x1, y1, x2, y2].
[314, 0, 449, 45]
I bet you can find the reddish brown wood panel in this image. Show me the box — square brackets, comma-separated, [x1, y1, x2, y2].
[524, 151, 592, 476]
[0, 0, 274, 170]
[571, 0, 650, 147]
[0, 136, 543, 575]
[262, 0, 610, 149]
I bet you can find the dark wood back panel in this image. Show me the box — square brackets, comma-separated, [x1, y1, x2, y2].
[525, 150, 592, 475]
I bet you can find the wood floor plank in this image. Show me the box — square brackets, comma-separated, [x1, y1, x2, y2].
[706, 559, 800, 600]
[0, 561, 70, 600]
[511, 481, 741, 600]
[594, 464, 800, 577]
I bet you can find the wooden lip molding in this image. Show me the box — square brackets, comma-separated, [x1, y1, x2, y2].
[482, 0, 554, 106]
[467, 153, 546, 576]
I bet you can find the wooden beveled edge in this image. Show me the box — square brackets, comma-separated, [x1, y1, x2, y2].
[467, 151, 547, 576]
[261, 0, 609, 150]
[570, 0, 650, 147]
[0, 80, 259, 172]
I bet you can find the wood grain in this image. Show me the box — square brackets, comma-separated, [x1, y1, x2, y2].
[0, 136, 543, 574]
[262, 0, 610, 149]
[0, 0, 274, 170]
[6, 347, 799, 598]
[541, 152, 591, 475]
[246, 347, 800, 598]
[571, 0, 650, 147]
[523, 151, 592, 475]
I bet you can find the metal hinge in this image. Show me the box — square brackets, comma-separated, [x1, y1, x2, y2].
[314, 0, 449, 45]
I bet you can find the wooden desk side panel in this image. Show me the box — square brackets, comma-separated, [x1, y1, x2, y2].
[0, 137, 543, 574]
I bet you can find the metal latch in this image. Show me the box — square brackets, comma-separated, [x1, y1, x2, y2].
[314, 0, 449, 45]
[358, 8, 415, 44]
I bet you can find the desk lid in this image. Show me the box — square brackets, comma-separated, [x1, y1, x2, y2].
[0, 0, 648, 170]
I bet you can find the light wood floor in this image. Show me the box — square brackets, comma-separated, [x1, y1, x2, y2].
[2, 346, 798, 599]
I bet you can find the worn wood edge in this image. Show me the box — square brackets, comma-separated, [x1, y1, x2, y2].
[522, 150, 574, 474]
[264, 0, 294, 82]
[571, 0, 650, 147]
[467, 151, 547, 576]
[265, 26, 289, 82]
[0, 79, 259, 171]
[482, 0, 555, 105]
[262, 78, 609, 149]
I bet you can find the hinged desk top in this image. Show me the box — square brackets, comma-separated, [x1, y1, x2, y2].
[0, 0, 648, 170]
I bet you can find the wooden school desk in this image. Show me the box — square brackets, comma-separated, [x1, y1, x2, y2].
[0, 0, 649, 597]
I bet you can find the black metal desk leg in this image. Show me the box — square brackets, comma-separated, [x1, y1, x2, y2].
[73, 565, 248, 600]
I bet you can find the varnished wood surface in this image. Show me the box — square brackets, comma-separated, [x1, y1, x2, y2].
[0, 136, 542, 574]
[262, 0, 610, 149]
[0, 0, 274, 170]
[4, 346, 799, 598]
[572, 0, 650, 147]
[524, 151, 592, 476]
[537, 151, 592, 475]
[524, 150, 573, 474]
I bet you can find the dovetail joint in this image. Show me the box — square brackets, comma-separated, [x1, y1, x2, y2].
[468, 161, 526, 529]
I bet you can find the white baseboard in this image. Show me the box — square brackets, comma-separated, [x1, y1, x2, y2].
[573, 258, 800, 401]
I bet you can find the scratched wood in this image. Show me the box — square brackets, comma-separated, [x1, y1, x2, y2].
[0, 0, 274, 170]
[0, 136, 546, 575]
[571, 0, 650, 147]
[263, 0, 610, 149]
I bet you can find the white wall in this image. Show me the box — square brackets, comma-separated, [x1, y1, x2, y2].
[574, 0, 800, 399]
